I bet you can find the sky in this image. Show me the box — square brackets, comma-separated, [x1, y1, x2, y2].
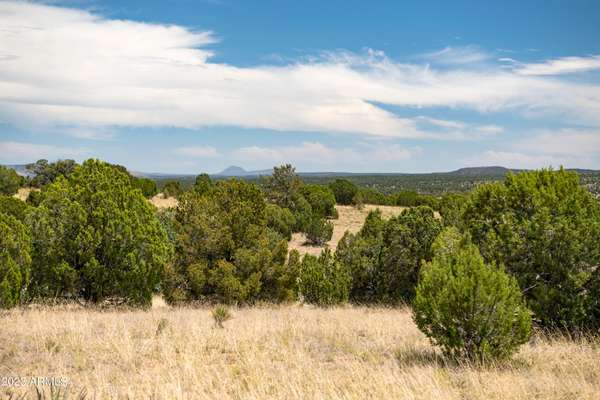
[0, 0, 599, 174]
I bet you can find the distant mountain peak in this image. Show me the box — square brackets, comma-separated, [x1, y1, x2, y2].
[218, 166, 248, 176]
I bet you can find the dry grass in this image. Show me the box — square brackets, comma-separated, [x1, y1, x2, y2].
[149, 193, 179, 209]
[2, 305, 598, 399]
[12, 187, 38, 202]
[289, 205, 407, 256]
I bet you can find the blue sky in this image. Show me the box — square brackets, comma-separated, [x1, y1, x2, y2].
[1, 0, 599, 173]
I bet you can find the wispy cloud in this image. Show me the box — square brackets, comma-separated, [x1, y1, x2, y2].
[0, 141, 90, 163]
[516, 55, 600, 76]
[419, 45, 491, 65]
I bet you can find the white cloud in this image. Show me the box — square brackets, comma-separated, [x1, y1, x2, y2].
[232, 141, 420, 170]
[420, 46, 491, 65]
[173, 146, 220, 157]
[517, 130, 600, 157]
[516, 55, 600, 76]
[0, 141, 90, 163]
[0, 1, 599, 141]
[464, 129, 600, 169]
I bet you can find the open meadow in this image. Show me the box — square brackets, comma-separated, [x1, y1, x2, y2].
[1, 304, 599, 400]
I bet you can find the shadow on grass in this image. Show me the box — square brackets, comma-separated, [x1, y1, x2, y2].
[394, 346, 532, 371]
[395, 346, 449, 368]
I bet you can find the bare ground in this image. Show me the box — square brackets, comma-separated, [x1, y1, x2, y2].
[149, 193, 179, 209]
[12, 187, 38, 202]
[1, 305, 598, 399]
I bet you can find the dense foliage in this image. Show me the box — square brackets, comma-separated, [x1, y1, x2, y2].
[336, 206, 442, 304]
[26, 160, 172, 305]
[299, 249, 350, 306]
[300, 184, 336, 219]
[0, 213, 31, 308]
[26, 159, 77, 188]
[304, 217, 334, 245]
[329, 179, 358, 205]
[265, 204, 296, 240]
[162, 180, 182, 198]
[0, 165, 23, 196]
[463, 169, 600, 330]
[163, 179, 298, 304]
[413, 228, 531, 361]
[0, 195, 31, 222]
[132, 177, 158, 198]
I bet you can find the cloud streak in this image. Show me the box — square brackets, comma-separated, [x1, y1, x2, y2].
[0, 141, 90, 163]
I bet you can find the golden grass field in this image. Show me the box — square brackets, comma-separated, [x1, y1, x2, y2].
[2, 304, 599, 399]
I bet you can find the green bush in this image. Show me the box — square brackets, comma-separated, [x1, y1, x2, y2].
[162, 180, 182, 198]
[193, 173, 213, 196]
[438, 193, 468, 228]
[463, 168, 600, 330]
[299, 250, 350, 306]
[265, 204, 296, 240]
[26, 159, 77, 188]
[335, 210, 384, 303]
[27, 159, 173, 306]
[132, 177, 158, 198]
[26, 190, 43, 207]
[164, 179, 298, 304]
[305, 217, 333, 245]
[0, 195, 31, 222]
[413, 228, 531, 361]
[0, 165, 23, 196]
[329, 179, 358, 205]
[335, 207, 441, 304]
[300, 184, 336, 218]
[377, 206, 442, 303]
[264, 164, 302, 209]
[291, 193, 313, 232]
[0, 212, 31, 308]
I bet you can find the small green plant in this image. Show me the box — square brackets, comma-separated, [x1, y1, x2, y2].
[304, 217, 333, 245]
[212, 305, 232, 328]
[412, 228, 532, 362]
[155, 318, 169, 336]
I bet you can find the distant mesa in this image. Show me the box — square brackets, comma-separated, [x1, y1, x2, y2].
[448, 166, 511, 177]
[215, 165, 273, 177]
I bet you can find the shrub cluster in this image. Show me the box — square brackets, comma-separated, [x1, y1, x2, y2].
[263, 164, 336, 245]
[413, 228, 532, 361]
[463, 168, 600, 330]
[0, 159, 172, 307]
[336, 206, 442, 304]
[0, 165, 24, 196]
[162, 178, 299, 304]
[299, 249, 350, 306]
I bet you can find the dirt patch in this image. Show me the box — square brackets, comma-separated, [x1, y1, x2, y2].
[149, 193, 179, 209]
[289, 204, 407, 257]
[12, 187, 39, 202]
